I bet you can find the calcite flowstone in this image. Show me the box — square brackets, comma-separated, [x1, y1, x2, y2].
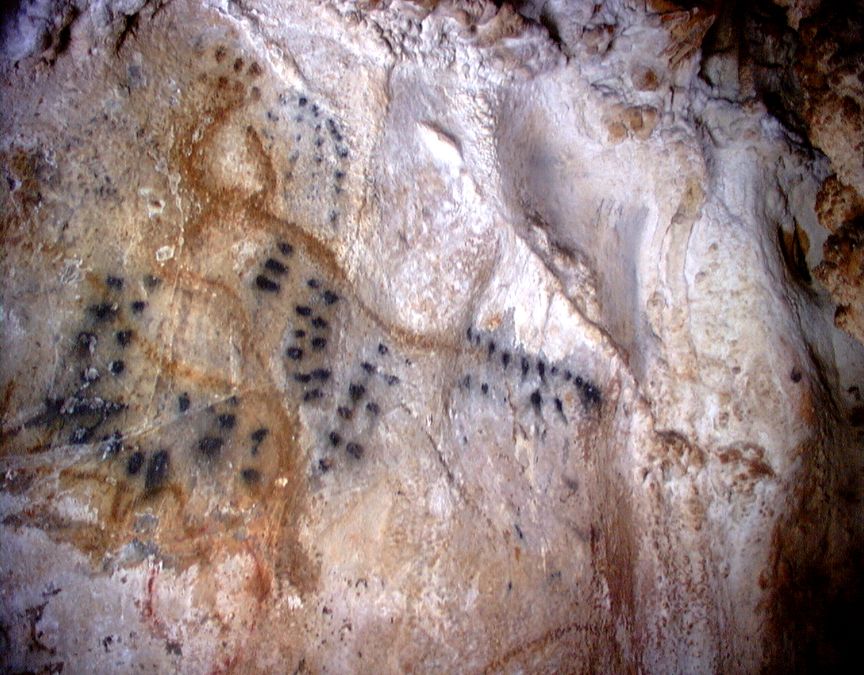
[1, 0, 861, 672]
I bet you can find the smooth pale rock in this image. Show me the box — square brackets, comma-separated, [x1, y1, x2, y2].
[0, 1, 862, 673]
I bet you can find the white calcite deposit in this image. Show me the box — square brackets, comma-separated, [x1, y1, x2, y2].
[1, 0, 861, 672]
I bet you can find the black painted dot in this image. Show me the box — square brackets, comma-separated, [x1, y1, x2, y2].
[295, 305, 313, 317]
[304, 389, 323, 402]
[530, 389, 542, 411]
[278, 241, 294, 256]
[346, 442, 364, 460]
[319, 458, 333, 473]
[555, 397, 564, 414]
[109, 360, 125, 375]
[481, 383, 489, 395]
[349, 383, 366, 402]
[537, 361, 546, 380]
[298, 96, 308, 106]
[337, 406, 353, 420]
[89, 303, 119, 322]
[255, 275, 280, 292]
[241, 467, 261, 484]
[218, 414, 236, 430]
[198, 436, 224, 459]
[131, 300, 147, 314]
[264, 258, 287, 275]
[334, 170, 345, 181]
[501, 352, 510, 369]
[487, 341, 496, 358]
[294, 373, 312, 384]
[550, 366, 558, 376]
[574, 375, 583, 387]
[564, 370, 573, 381]
[329, 431, 342, 447]
[311, 316, 328, 330]
[322, 290, 339, 305]
[145, 450, 170, 490]
[790, 368, 802, 383]
[307, 279, 321, 289]
[385, 375, 400, 386]
[126, 451, 144, 476]
[311, 368, 331, 381]
[251, 427, 269, 443]
[366, 401, 380, 416]
[286, 347, 304, 361]
[521, 357, 530, 377]
[461, 374, 471, 389]
[294, 329, 307, 338]
[106, 275, 124, 289]
[583, 383, 601, 407]
[311, 337, 327, 350]
[115, 330, 133, 347]
[178, 393, 190, 412]
[378, 343, 388, 356]
[361, 362, 376, 374]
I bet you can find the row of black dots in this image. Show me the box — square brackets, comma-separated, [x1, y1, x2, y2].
[464, 328, 604, 421]
[467, 326, 600, 400]
[254, 241, 294, 293]
[297, 94, 351, 214]
[325, 115, 351, 160]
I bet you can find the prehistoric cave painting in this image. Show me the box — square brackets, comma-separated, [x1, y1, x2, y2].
[0, 40, 613, 637]
[458, 325, 602, 429]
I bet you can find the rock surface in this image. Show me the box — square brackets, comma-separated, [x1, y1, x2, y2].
[0, 0, 861, 672]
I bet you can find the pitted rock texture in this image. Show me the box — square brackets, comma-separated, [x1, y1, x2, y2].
[1, 0, 862, 673]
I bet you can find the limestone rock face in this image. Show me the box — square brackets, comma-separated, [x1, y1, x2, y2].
[0, 1, 861, 672]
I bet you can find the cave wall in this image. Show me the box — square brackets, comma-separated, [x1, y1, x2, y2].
[0, 0, 861, 672]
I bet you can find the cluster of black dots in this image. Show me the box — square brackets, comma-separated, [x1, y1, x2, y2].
[175, 391, 264, 487]
[247, 239, 403, 472]
[462, 326, 602, 423]
[253, 240, 294, 293]
[271, 91, 350, 226]
[40, 274, 154, 446]
[282, 280, 340, 397]
[250, 241, 341, 395]
[22, 272, 279, 495]
[317, 341, 400, 473]
[20, 273, 179, 492]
